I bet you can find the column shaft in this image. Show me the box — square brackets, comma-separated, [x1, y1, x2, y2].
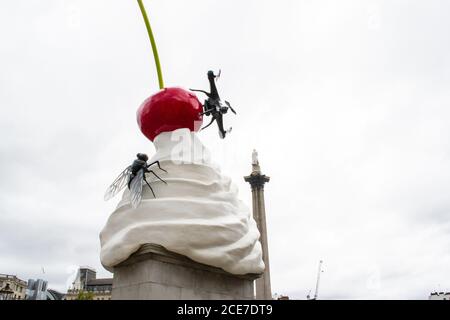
[252, 187, 272, 300]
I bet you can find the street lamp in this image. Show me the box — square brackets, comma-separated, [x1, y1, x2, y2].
[0, 283, 14, 300]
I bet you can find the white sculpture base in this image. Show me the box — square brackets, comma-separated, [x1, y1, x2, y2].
[111, 244, 260, 300]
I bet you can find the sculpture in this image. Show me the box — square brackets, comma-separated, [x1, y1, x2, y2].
[190, 70, 236, 139]
[104, 153, 167, 208]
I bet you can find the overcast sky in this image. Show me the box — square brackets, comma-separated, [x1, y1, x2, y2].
[1, 0, 450, 299]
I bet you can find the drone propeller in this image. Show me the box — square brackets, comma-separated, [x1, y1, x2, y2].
[215, 69, 221, 81]
[225, 100, 236, 114]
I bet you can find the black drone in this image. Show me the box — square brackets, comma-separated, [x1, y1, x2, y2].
[190, 70, 236, 139]
[104, 153, 167, 208]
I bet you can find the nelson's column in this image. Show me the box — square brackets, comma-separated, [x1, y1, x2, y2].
[245, 150, 272, 300]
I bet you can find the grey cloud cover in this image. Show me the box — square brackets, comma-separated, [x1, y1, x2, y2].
[1, 0, 449, 299]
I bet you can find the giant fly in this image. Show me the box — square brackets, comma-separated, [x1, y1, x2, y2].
[104, 153, 167, 208]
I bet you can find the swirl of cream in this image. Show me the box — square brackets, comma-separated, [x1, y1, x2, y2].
[100, 128, 265, 275]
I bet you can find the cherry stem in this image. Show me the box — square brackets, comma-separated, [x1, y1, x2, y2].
[137, 0, 164, 89]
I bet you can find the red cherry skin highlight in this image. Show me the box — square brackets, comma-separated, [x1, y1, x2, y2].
[137, 87, 203, 141]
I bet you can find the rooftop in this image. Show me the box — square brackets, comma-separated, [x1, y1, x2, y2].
[87, 278, 113, 286]
[0, 274, 27, 285]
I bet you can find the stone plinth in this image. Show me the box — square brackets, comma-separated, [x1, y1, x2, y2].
[111, 244, 260, 300]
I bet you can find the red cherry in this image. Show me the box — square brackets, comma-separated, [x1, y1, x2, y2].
[137, 87, 203, 141]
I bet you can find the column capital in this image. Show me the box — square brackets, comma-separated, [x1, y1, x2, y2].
[244, 173, 270, 190]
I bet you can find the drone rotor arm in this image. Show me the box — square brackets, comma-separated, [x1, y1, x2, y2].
[201, 117, 215, 130]
[189, 89, 211, 97]
[225, 101, 236, 114]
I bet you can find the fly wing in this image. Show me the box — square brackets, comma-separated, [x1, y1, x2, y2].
[104, 165, 132, 201]
[129, 169, 144, 208]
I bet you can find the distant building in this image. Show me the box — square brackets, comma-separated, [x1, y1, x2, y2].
[429, 292, 450, 300]
[0, 274, 27, 300]
[72, 266, 97, 290]
[26, 279, 48, 300]
[272, 293, 290, 300]
[65, 266, 112, 300]
[46, 289, 65, 300]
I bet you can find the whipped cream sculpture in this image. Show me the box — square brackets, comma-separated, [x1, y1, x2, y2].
[100, 128, 265, 275]
[100, 1, 264, 275]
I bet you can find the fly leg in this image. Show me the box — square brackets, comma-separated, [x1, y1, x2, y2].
[143, 175, 156, 198]
[147, 160, 167, 173]
[148, 170, 167, 185]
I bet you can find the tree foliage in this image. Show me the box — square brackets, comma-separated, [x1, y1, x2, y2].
[76, 290, 94, 300]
